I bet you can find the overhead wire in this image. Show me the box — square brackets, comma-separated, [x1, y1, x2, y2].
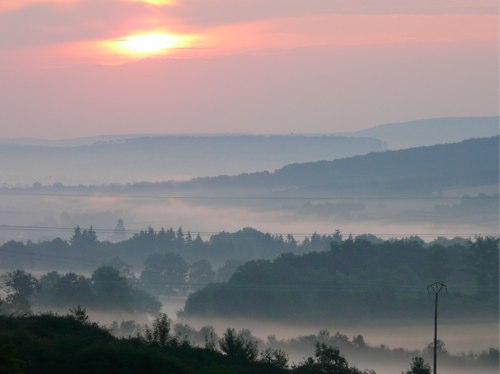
[0, 224, 497, 238]
[0, 191, 478, 201]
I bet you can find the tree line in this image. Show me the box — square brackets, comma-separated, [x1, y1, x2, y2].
[0, 224, 470, 273]
[183, 237, 499, 321]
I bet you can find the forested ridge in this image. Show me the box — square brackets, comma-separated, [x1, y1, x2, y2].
[184, 237, 499, 322]
[186, 136, 499, 192]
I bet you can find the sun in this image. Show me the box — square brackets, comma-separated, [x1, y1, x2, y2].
[99, 30, 200, 62]
[116, 33, 183, 54]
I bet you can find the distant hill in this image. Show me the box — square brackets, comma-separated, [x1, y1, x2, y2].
[185, 136, 499, 195]
[0, 135, 384, 185]
[2, 116, 497, 186]
[348, 116, 499, 149]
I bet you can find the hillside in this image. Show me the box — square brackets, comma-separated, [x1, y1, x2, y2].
[349, 116, 499, 149]
[0, 135, 383, 186]
[0, 137, 497, 245]
[0, 314, 285, 374]
[186, 136, 499, 195]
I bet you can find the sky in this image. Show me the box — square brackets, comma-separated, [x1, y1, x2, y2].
[0, 0, 498, 139]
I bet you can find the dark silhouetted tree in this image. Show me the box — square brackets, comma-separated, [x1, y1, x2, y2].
[260, 347, 289, 369]
[404, 356, 431, 374]
[219, 328, 259, 362]
[70, 226, 98, 249]
[92, 266, 132, 311]
[141, 253, 188, 295]
[53, 272, 94, 307]
[69, 305, 90, 324]
[143, 313, 172, 347]
[189, 259, 215, 290]
[1, 270, 40, 314]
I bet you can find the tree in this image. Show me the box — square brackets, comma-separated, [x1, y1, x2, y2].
[260, 347, 289, 369]
[189, 259, 215, 290]
[37, 271, 62, 304]
[404, 356, 431, 374]
[467, 237, 499, 299]
[426, 246, 451, 283]
[53, 273, 94, 307]
[70, 226, 98, 249]
[111, 219, 127, 242]
[295, 342, 363, 374]
[70, 226, 82, 247]
[314, 342, 351, 373]
[1, 270, 40, 314]
[106, 257, 134, 280]
[91, 266, 133, 311]
[352, 335, 366, 348]
[143, 313, 172, 347]
[69, 305, 90, 324]
[425, 339, 448, 357]
[176, 227, 185, 245]
[216, 259, 243, 282]
[141, 253, 188, 295]
[201, 326, 218, 351]
[219, 328, 259, 362]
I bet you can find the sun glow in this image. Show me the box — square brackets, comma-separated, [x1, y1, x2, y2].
[126, 0, 177, 5]
[117, 33, 182, 54]
[109, 32, 189, 57]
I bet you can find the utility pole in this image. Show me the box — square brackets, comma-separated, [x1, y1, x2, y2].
[427, 282, 447, 374]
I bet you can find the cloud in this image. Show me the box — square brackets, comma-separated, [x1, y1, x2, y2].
[0, 0, 183, 50]
[0, 0, 176, 13]
[0, 0, 76, 13]
[126, 0, 178, 5]
[166, 0, 498, 27]
[0, 0, 497, 60]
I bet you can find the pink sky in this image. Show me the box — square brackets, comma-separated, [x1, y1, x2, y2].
[0, 0, 498, 138]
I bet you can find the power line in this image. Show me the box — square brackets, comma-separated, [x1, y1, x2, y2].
[0, 224, 497, 238]
[0, 191, 475, 201]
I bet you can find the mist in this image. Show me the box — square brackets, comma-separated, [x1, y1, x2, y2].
[1, 122, 498, 374]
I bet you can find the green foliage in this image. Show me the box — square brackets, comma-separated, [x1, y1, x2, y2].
[184, 237, 499, 322]
[189, 259, 216, 290]
[467, 237, 499, 299]
[69, 305, 89, 325]
[314, 342, 360, 373]
[260, 347, 289, 370]
[424, 339, 448, 357]
[0, 314, 292, 373]
[52, 272, 94, 306]
[404, 356, 431, 374]
[294, 342, 363, 374]
[0, 343, 25, 373]
[141, 253, 189, 295]
[70, 226, 98, 250]
[92, 266, 133, 311]
[217, 259, 244, 282]
[0, 270, 40, 315]
[143, 313, 173, 348]
[0, 314, 496, 374]
[219, 328, 259, 362]
[34, 267, 161, 314]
